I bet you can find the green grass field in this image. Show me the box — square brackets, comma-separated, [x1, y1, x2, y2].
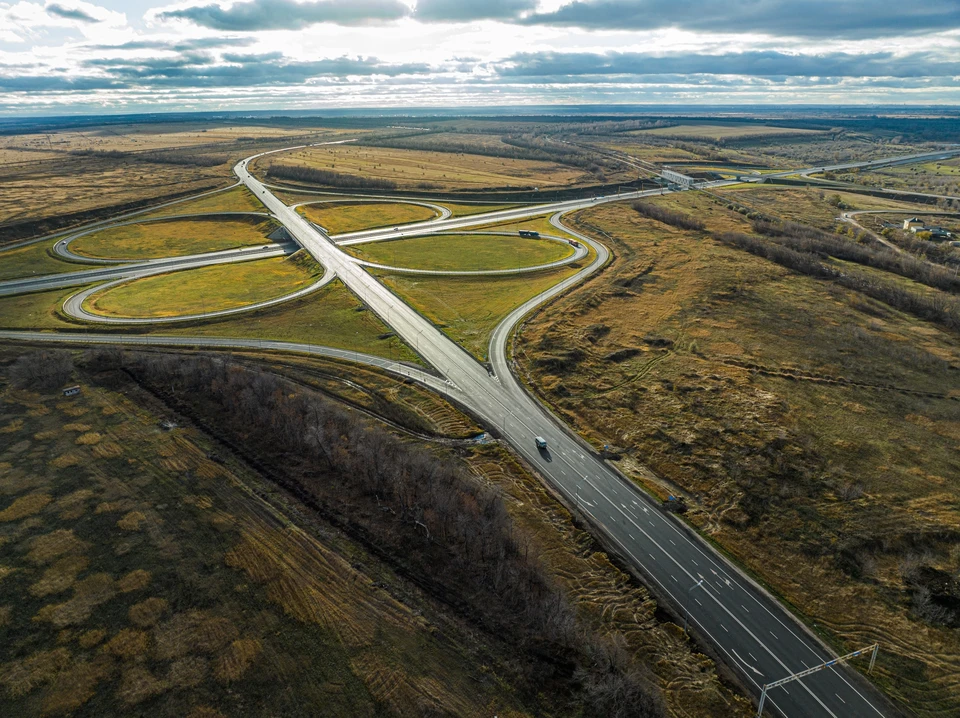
[158, 279, 419, 363]
[85, 252, 322, 318]
[470, 213, 579, 240]
[0, 284, 98, 329]
[70, 217, 277, 260]
[136, 185, 265, 219]
[0, 241, 78, 282]
[298, 201, 437, 234]
[345, 233, 575, 271]
[379, 265, 582, 359]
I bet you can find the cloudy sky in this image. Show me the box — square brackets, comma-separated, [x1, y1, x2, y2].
[2, 0, 959, 114]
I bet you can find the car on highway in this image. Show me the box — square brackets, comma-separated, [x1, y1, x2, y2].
[535, 436, 547, 450]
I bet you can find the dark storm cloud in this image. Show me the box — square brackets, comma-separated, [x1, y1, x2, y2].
[158, 0, 410, 31]
[498, 50, 960, 79]
[46, 3, 100, 23]
[414, 0, 537, 21]
[522, 0, 960, 39]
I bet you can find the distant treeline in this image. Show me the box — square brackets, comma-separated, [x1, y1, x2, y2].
[102, 351, 663, 718]
[752, 219, 960, 295]
[266, 163, 398, 190]
[717, 231, 960, 331]
[632, 201, 705, 231]
[68, 149, 224, 167]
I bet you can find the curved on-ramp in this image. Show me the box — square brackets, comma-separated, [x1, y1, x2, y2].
[62, 267, 337, 325]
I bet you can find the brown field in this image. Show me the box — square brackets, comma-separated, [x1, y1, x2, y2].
[714, 185, 931, 230]
[636, 123, 823, 139]
[0, 158, 226, 232]
[255, 144, 587, 190]
[515, 197, 960, 716]
[0, 352, 525, 716]
[0, 124, 356, 155]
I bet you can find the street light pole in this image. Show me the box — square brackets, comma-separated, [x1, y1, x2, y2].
[682, 579, 705, 634]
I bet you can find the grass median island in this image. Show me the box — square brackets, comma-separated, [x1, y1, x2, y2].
[135, 185, 265, 219]
[70, 216, 277, 260]
[346, 233, 575, 271]
[297, 201, 437, 234]
[155, 279, 420, 364]
[85, 252, 322, 319]
[439, 202, 523, 217]
[0, 284, 99, 329]
[0, 241, 79, 281]
[378, 264, 583, 359]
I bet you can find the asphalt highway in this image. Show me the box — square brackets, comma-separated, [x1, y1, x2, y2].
[234, 148, 890, 717]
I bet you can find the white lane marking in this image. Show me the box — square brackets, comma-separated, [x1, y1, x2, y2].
[732, 650, 764, 677]
[836, 694, 846, 704]
[695, 598, 702, 606]
[721, 624, 728, 632]
[669, 539, 676, 546]
[648, 553, 657, 561]
[671, 575, 678, 582]
[770, 631, 778, 640]
[741, 605, 750, 613]
[569, 475, 840, 717]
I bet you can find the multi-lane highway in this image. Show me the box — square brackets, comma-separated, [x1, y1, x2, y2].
[233, 149, 891, 717]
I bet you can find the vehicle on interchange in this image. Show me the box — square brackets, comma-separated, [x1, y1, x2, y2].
[518, 230, 540, 238]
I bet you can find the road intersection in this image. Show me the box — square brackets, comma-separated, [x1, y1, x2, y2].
[3, 142, 946, 715]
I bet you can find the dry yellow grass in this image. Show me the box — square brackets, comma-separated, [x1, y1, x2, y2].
[261, 143, 585, 190]
[153, 611, 239, 661]
[104, 628, 151, 660]
[34, 573, 117, 628]
[0, 419, 23, 433]
[26, 530, 89, 565]
[75, 432, 101, 446]
[62, 423, 92, 433]
[29, 556, 89, 598]
[116, 511, 146, 531]
[129, 597, 169, 628]
[213, 638, 261, 682]
[40, 657, 112, 716]
[166, 656, 209, 688]
[50, 452, 83, 469]
[116, 665, 167, 705]
[0, 493, 52, 521]
[77, 629, 107, 649]
[117, 570, 151, 593]
[0, 606, 10, 627]
[0, 647, 72, 697]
